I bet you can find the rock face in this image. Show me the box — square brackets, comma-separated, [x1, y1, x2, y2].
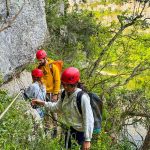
[0, 0, 48, 82]
[1, 70, 32, 95]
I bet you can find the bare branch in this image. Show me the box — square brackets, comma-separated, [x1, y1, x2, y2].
[139, 0, 147, 16]
[6, 0, 10, 17]
[0, 5, 24, 32]
[88, 28, 123, 77]
[135, 128, 144, 141]
[143, 17, 150, 21]
[121, 63, 142, 85]
[89, 73, 126, 90]
[107, 62, 150, 92]
[122, 111, 150, 118]
[123, 118, 142, 126]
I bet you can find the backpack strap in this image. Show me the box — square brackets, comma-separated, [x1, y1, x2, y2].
[61, 90, 84, 115]
[61, 90, 65, 102]
[49, 63, 54, 76]
[76, 91, 84, 115]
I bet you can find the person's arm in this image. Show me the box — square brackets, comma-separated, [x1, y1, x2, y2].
[32, 99, 45, 106]
[32, 98, 62, 112]
[81, 94, 94, 149]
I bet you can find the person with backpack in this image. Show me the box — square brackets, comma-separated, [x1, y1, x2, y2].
[23, 68, 46, 136]
[24, 68, 46, 118]
[31, 67, 94, 150]
[36, 49, 61, 137]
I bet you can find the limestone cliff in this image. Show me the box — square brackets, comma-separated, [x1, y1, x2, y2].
[0, 0, 48, 82]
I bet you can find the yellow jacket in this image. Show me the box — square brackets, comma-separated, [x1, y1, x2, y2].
[38, 58, 61, 94]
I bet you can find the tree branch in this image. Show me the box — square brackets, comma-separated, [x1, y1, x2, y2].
[0, 5, 24, 32]
[88, 14, 143, 77]
[107, 62, 150, 92]
[6, 0, 10, 17]
[122, 111, 150, 118]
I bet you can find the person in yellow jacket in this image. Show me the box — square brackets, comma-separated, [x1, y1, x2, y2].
[36, 49, 60, 138]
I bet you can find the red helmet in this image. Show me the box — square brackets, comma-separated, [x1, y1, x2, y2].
[32, 69, 43, 78]
[36, 49, 47, 60]
[61, 67, 80, 84]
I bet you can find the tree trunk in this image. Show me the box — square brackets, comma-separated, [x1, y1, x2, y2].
[141, 126, 150, 150]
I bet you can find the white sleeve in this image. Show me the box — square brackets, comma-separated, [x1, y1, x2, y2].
[44, 99, 62, 113]
[81, 94, 94, 141]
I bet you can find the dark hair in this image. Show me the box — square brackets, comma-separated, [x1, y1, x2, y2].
[77, 82, 88, 92]
[32, 76, 41, 82]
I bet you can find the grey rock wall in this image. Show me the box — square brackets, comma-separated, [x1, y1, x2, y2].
[0, 0, 48, 82]
[1, 70, 32, 95]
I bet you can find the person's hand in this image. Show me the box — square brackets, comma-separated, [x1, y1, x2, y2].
[32, 99, 45, 106]
[82, 141, 91, 150]
[51, 94, 58, 102]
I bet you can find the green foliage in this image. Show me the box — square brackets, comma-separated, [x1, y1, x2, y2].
[109, 0, 128, 5]
[43, 0, 150, 148]
[0, 73, 4, 85]
[45, 0, 150, 144]
[91, 131, 112, 150]
[1, 0, 150, 149]
[45, 0, 110, 65]
[0, 90, 64, 149]
[25, 62, 37, 72]
[0, 91, 32, 149]
[0, 90, 11, 111]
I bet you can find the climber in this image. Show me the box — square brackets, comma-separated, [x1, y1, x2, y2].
[24, 68, 46, 118]
[36, 49, 61, 138]
[32, 67, 94, 150]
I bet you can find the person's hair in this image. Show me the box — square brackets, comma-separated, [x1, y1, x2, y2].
[77, 82, 88, 92]
[32, 76, 42, 82]
[62, 82, 87, 90]
[67, 83, 78, 88]
[70, 84, 76, 88]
